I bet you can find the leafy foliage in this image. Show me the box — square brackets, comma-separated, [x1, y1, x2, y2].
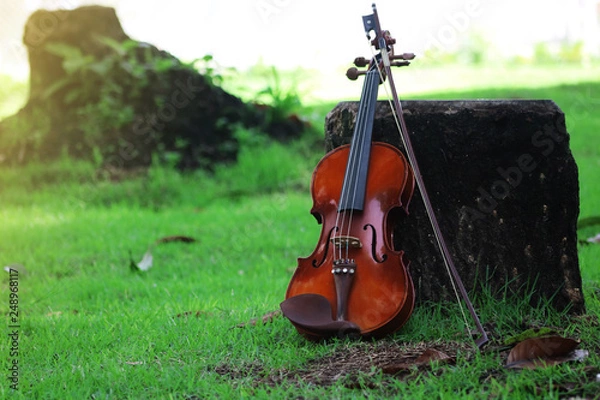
[41, 38, 150, 150]
[0, 36, 203, 164]
[255, 66, 303, 124]
[191, 54, 225, 87]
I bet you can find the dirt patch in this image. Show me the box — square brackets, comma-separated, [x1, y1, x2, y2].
[215, 339, 476, 388]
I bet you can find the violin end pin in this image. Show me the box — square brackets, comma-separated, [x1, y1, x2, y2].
[475, 335, 489, 349]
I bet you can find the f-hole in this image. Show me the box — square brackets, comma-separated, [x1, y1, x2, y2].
[312, 226, 337, 268]
[363, 224, 387, 263]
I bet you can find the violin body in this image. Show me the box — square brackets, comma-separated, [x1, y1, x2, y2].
[285, 142, 416, 338]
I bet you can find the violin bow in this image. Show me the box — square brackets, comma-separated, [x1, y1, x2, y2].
[362, 4, 489, 349]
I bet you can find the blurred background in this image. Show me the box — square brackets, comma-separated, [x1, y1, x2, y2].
[1, 0, 599, 110]
[0, 0, 598, 192]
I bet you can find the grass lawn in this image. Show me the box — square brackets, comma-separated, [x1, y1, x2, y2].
[1, 66, 599, 398]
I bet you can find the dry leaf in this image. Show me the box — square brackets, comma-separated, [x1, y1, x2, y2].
[381, 362, 413, 374]
[506, 336, 580, 369]
[129, 249, 152, 271]
[4, 264, 26, 274]
[414, 348, 453, 365]
[155, 235, 197, 244]
[135, 250, 153, 271]
[382, 348, 453, 374]
[46, 311, 63, 317]
[587, 233, 600, 243]
[129, 235, 196, 272]
[507, 349, 588, 369]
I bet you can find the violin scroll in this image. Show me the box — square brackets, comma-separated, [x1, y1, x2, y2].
[346, 13, 416, 82]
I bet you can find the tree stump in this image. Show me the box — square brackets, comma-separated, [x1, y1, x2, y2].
[325, 100, 584, 314]
[0, 5, 304, 169]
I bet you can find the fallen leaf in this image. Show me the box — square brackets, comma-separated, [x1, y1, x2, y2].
[414, 348, 453, 365]
[587, 233, 600, 243]
[46, 311, 63, 317]
[381, 348, 453, 374]
[130, 249, 153, 271]
[128, 235, 196, 272]
[381, 362, 413, 374]
[155, 235, 197, 244]
[4, 263, 26, 274]
[506, 336, 580, 369]
[507, 349, 588, 369]
[137, 250, 153, 271]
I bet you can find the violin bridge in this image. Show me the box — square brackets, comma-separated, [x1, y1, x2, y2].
[330, 236, 362, 249]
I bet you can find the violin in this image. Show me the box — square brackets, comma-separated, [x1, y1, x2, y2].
[280, 6, 415, 340]
[281, 4, 489, 347]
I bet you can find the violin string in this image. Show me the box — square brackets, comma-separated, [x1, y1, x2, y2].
[334, 89, 360, 261]
[335, 83, 363, 261]
[335, 101, 356, 261]
[345, 67, 376, 260]
[336, 67, 377, 262]
[370, 44, 472, 335]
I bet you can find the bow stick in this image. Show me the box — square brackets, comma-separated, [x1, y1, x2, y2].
[360, 3, 489, 349]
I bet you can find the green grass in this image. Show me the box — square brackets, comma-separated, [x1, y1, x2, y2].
[1, 67, 599, 398]
[2, 190, 598, 398]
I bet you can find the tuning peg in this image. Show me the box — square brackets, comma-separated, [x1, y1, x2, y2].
[391, 53, 416, 61]
[353, 57, 370, 67]
[346, 67, 367, 80]
[390, 61, 410, 68]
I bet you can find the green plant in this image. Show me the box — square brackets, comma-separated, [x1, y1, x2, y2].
[190, 54, 226, 87]
[559, 40, 585, 63]
[213, 127, 312, 198]
[32, 37, 190, 161]
[459, 31, 491, 65]
[533, 42, 556, 64]
[42, 39, 141, 142]
[253, 65, 304, 125]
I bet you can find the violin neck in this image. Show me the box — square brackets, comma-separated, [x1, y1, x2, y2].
[338, 67, 380, 213]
